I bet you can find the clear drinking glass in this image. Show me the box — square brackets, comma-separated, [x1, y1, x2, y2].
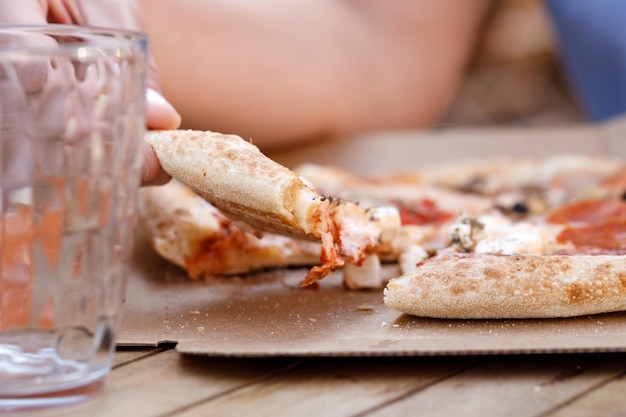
[0, 25, 147, 410]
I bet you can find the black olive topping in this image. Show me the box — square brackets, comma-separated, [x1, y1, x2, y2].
[512, 202, 529, 214]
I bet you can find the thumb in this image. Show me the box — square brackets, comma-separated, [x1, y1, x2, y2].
[141, 140, 171, 186]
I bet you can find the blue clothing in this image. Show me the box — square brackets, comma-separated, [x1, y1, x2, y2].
[545, 0, 626, 122]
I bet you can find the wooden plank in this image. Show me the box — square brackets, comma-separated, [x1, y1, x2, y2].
[32, 350, 304, 417]
[174, 356, 478, 417]
[363, 354, 626, 417]
[543, 359, 626, 417]
[112, 344, 174, 368]
[13, 354, 626, 417]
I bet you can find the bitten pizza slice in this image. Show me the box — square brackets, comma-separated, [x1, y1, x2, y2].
[144, 129, 400, 286]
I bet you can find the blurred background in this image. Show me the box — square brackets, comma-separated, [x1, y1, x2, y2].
[442, 0, 585, 128]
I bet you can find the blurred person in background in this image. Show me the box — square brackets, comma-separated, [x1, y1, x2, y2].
[140, 0, 626, 147]
[139, 0, 490, 149]
[2, 0, 625, 176]
[545, 0, 626, 124]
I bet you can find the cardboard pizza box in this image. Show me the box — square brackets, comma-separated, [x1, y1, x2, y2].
[119, 116, 626, 356]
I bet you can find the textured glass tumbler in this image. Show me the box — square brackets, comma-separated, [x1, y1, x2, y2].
[0, 25, 147, 410]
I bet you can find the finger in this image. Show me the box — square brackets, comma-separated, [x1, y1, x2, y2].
[0, 0, 47, 23]
[70, 0, 141, 29]
[144, 60, 180, 182]
[145, 53, 181, 129]
[0, 30, 56, 94]
[141, 139, 170, 186]
[69, 0, 181, 130]
[47, 0, 81, 23]
[146, 88, 181, 130]
[0, 1, 54, 92]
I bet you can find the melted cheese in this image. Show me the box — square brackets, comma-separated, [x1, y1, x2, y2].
[343, 254, 382, 289]
[398, 245, 428, 274]
[369, 206, 401, 246]
[451, 213, 549, 255]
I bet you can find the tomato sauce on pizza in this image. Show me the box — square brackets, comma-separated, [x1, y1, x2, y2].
[546, 200, 626, 253]
[396, 198, 453, 226]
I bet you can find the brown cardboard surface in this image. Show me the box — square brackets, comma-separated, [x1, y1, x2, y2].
[120, 239, 626, 356]
[270, 123, 610, 173]
[119, 121, 626, 356]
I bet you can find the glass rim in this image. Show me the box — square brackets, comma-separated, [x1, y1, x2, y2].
[0, 23, 147, 58]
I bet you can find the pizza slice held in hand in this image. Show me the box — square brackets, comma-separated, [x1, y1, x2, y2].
[141, 129, 400, 287]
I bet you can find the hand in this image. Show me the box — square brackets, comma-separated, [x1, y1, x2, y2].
[0, 0, 181, 185]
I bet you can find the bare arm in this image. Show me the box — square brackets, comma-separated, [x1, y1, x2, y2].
[141, 0, 489, 149]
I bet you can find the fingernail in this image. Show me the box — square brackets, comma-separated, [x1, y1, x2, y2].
[147, 88, 170, 107]
[146, 88, 182, 130]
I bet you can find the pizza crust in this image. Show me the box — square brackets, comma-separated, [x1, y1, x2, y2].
[384, 254, 626, 319]
[415, 154, 625, 195]
[145, 129, 323, 240]
[138, 179, 322, 276]
[137, 178, 219, 270]
[296, 163, 493, 216]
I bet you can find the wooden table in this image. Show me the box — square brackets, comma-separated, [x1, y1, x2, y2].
[26, 125, 626, 416]
[27, 345, 626, 417]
